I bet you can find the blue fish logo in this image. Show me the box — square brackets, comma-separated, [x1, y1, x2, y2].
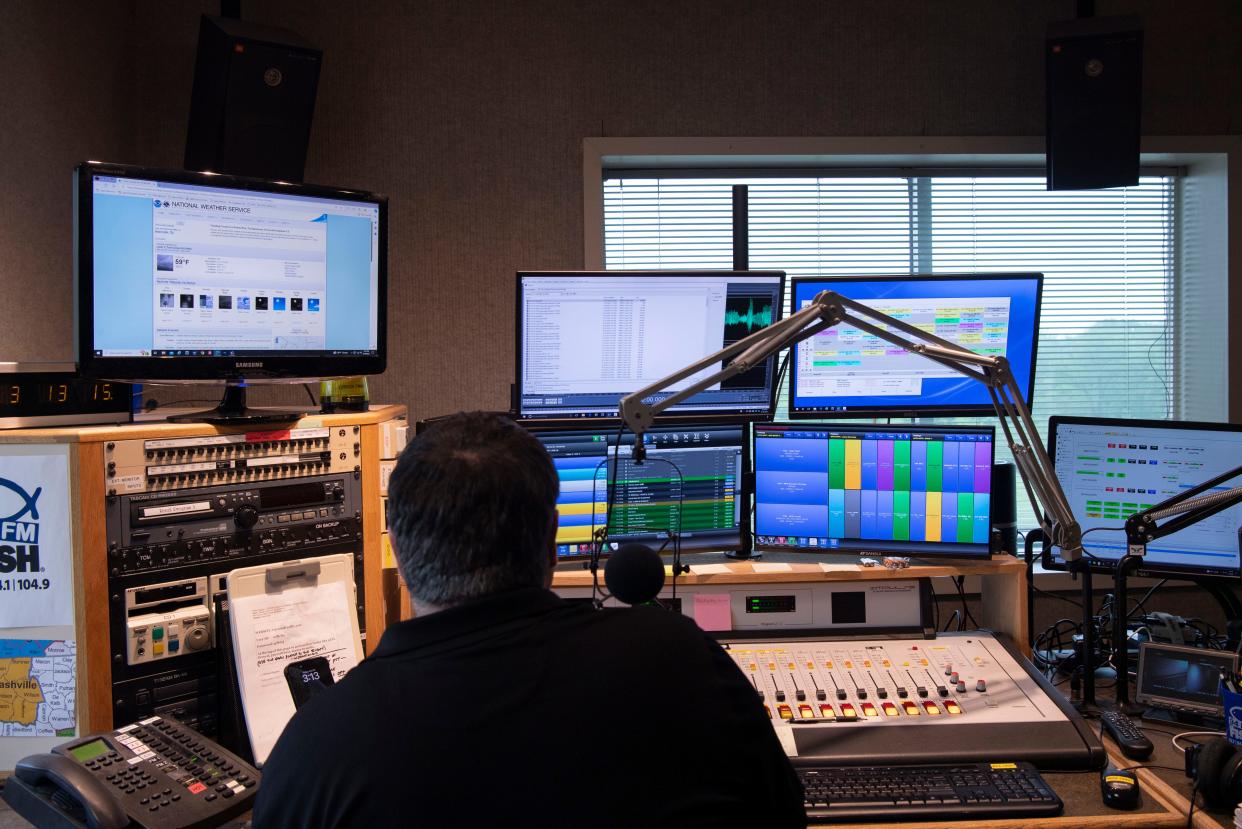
[0, 478, 41, 523]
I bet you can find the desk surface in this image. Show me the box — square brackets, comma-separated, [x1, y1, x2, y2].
[0, 740, 1214, 828]
[552, 550, 1027, 587]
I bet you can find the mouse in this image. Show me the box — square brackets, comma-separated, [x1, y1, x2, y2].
[1101, 765, 1140, 810]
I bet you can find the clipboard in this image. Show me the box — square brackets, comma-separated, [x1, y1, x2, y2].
[226, 553, 363, 765]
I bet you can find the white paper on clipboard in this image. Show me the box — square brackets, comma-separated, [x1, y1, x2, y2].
[227, 553, 363, 765]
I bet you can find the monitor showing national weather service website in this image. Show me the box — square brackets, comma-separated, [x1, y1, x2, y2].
[89, 174, 380, 357]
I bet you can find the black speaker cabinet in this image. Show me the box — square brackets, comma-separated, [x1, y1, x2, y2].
[1046, 15, 1142, 191]
[991, 462, 1017, 555]
[185, 15, 322, 183]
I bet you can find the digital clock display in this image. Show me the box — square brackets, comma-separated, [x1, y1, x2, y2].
[0, 371, 132, 427]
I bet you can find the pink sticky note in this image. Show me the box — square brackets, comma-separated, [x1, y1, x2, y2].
[694, 593, 732, 632]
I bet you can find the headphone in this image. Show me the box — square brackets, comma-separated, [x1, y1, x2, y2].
[1188, 738, 1242, 809]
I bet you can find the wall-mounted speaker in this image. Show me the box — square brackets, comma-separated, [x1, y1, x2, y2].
[184, 15, 322, 183]
[1046, 14, 1142, 191]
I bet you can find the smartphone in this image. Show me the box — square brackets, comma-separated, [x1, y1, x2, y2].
[283, 656, 336, 709]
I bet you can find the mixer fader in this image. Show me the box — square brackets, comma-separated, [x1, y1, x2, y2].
[727, 632, 1103, 770]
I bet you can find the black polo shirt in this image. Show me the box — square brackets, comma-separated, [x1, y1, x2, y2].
[253, 587, 805, 828]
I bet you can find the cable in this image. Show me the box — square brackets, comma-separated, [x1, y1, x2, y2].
[1128, 579, 1167, 618]
[942, 609, 960, 633]
[1082, 525, 1127, 537]
[1145, 326, 1172, 415]
[1172, 731, 1226, 753]
[588, 423, 627, 607]
[772, 348, 792, 409]
[951, 575, 978, 630]
[1032, 584, 1083, 610]
[303, 383, 317, 405]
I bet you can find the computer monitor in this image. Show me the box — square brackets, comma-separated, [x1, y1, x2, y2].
[74, 161, 386, 420]
[1045, 417, 1242, 578]
[788, 274, 1042, 418]
[516, 271, 785, 420]
[524, 420, 749, 558]
[753, 423, 996, 558]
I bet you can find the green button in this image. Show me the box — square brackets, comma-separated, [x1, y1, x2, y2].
[152, 627, 164, 641]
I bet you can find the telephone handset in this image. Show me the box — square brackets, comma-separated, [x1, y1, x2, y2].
[1, 715, 259, 829]
[10, 752, 129, 829]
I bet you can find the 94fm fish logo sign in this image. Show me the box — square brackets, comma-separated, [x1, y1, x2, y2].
[0, 476, 43, 573]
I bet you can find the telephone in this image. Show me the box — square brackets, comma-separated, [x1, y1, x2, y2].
[1, 715, 259, 829]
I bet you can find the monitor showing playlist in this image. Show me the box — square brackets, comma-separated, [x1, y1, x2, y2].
[517, 271, 785, 420]
[754, 423, 996, 558]
[526, 422, 748, 558]
[788, 274, 1042, 418]
[1047, 417, 1242, 578]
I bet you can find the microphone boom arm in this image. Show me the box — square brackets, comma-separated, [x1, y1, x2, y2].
[619, 289, 1084, 562]
[1124, 465, 1242, 556]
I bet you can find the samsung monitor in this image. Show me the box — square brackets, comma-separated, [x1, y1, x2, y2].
[753, 422, 996, 558]
[74, 161, 386, 421]
[516, 271, 785, 421]
[523, 420, 749, 558]
[1046, 417, 1242, 578]
[788, 273, 1042, 418]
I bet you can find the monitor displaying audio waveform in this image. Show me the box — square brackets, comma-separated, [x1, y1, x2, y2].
[517, 271, 784, 420]
[1046, 417, 1242, 578]
[753, 423, 996, 558]
[525, 422, 748, 558]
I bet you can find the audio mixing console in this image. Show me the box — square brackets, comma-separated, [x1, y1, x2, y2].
[730, 631, 1104, 769]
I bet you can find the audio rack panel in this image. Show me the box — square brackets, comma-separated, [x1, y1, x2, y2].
[104, 471, 365, 735]
[104, 425, 361, 494]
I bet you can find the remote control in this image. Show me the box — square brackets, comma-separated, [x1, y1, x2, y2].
[1100, 709, 1154, 760]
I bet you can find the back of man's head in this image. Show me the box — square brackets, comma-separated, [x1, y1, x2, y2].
[388, 412, 559, 607]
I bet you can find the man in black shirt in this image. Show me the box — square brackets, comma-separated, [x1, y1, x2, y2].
[254, 412, 805, 827]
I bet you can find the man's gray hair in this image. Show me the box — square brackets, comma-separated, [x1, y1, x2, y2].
[387, 412, 559, 606]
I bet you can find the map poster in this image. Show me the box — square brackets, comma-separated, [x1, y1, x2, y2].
[0, 449, 74, 628]
[0, 639, 76, 738]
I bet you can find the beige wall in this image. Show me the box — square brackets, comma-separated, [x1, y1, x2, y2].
[2, 1, 1239, 418]
[0, 3, 135, 364]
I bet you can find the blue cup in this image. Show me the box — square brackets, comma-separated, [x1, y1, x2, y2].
[1222, 678, 1242, 747]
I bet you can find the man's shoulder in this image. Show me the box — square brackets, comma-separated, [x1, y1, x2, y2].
[592, 604, 713, 637]
[581, 605, 729, 662]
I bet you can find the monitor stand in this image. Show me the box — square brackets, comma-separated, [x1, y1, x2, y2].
[166, 383, 309, 425]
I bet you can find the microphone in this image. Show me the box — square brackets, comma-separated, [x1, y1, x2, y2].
[604, 543, 665, 606]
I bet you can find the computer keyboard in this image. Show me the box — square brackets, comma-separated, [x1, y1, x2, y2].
[798, 761, 1063, 823]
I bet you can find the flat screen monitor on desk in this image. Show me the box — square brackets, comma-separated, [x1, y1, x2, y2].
[753, 423, 996, 558]
[788, 273, 1042, 418]
[523, 421, 749, 559]
[1045, 417, 1242, 578]
[516, 271, 785, 421]
[74, 161, 387, 421]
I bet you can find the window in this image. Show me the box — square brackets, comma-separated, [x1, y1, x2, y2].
[605, 172, 1180, 415]
[604, 170, 1193, 531]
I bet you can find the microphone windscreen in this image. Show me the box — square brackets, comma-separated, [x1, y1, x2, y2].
[604, 543, 665, 606]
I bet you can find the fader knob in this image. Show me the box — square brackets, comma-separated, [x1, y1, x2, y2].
[235, 505, 259, 530]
